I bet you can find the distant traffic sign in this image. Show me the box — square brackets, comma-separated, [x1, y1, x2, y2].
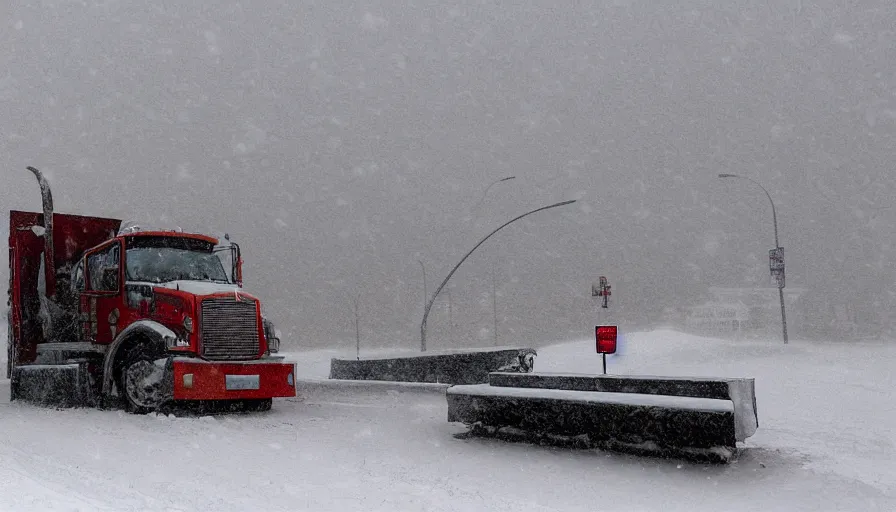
[592, 276, 611, 308]
[769, 247, 785, 288]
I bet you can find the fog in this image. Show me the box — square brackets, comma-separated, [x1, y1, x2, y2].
[2, 0, 894, 349]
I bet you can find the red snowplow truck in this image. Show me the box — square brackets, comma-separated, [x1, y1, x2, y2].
[7, 167, 296, 413]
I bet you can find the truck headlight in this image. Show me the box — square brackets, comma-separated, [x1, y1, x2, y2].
[167, 334, 191, 348]
[183, 316, 194, 333]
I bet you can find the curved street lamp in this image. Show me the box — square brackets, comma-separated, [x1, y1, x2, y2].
[719, 173, 780, 247]
[718, 173, 788, 344]
[472, 176, 516, 211]
[418, 259, 427, 314]
[420, 199, 576, 351]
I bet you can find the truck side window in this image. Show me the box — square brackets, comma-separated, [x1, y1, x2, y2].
[71, 260, 85, 292]
[88, 243, 120, 292]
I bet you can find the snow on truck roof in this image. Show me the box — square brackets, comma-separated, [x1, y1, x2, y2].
[120, 230, 220, 245]
[117, 223, 224, 245]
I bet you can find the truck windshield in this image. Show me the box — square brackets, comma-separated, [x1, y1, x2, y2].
[125, 247, 231, 284]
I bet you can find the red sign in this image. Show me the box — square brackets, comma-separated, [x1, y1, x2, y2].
[596, 325, 618, 354]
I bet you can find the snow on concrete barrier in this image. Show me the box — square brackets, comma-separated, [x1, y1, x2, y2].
[447, 372, 758, 463]
[328, 347, 536, 385]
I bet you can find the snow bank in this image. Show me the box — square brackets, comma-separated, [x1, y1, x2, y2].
[2, 326, 895, 511]
[534, 329, 896, 494]
[288, 329, 896, 494]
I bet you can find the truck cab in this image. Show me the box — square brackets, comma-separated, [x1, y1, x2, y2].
[8, 167, 296, 413]
[76, 229, 262, 355]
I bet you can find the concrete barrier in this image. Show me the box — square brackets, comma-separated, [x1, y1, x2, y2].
[447, 371, 759, 462]
[486, 372, 757, 441]
[328, 348, 536, 385]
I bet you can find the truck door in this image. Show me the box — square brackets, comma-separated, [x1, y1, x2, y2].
[81, 241, 123, 344]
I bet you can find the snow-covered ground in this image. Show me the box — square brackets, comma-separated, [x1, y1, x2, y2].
[2, 327, 895, 511]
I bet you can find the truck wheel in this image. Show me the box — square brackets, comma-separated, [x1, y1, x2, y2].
[120, 344, 166, 414]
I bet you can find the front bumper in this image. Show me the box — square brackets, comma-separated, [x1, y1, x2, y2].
[171, 357, 297, 400]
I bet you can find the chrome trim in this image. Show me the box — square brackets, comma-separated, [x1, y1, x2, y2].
[200, 297, 260, 360]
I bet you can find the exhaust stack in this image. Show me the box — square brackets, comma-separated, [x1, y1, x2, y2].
[27, 166, 56, 299]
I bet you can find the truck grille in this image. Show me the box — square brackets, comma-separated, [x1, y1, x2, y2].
[200, 297, 260, 360]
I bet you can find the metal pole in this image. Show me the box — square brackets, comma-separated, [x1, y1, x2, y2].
[492, 262, 498, 346]
[418, 260, 428, 309]
[778, 286, 788, 343]
[421, 200, 576, 351]
[355, 313, 360, 360]
[447, 288, 453, 331]
[602, 354, 607, 375]
[353, 295, 361, 360]
[418, 260, 427, 351]
[718, 173, 788, 343]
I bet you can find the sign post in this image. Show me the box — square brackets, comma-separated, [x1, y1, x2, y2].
[592, 277, 615, 373]
[596, 325, 618, 375]
[769, 246, 788, 344]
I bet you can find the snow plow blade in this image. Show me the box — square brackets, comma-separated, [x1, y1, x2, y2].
[329, 347, 536, 385]
[10, 357, 296, 413]
[11, 362, 97, 408]
[447, 372, 758, 463]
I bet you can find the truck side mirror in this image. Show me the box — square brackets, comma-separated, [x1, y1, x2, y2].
[232, 243, 243, 286]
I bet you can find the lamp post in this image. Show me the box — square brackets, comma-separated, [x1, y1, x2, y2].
[419, 175, 516, 351]
[492, 261, 498, 346]
[718, 173, 788, 344]
[420, 200, 576, 351]
[418, 259, 427, 314]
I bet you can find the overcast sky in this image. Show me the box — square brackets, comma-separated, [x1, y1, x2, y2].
[2, 0, 894, 349]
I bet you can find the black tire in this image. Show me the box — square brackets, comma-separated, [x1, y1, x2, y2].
[118, 342, 166, 415]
